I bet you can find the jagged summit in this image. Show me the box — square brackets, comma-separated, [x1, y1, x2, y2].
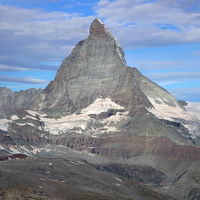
[89, 18, 113, 39]
[88, 18, 125, 65]
[89, 18, 122, 49]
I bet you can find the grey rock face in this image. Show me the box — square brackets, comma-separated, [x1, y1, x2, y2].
[134, 69, 180, 107]
[0, 87, 41, 115]
[31, 19, 152, 115]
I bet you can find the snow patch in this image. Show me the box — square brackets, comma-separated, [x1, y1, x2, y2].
[163, 98, 168, 102]
[9, 146, 21, 154]
[115, 177, 123, 182]
[148, 97, 190, 120]
[81, 98, 124, 115]
[11, 115, 19, 120]
[103, 111, 129, 124]
[77, 161, 84, 164]
[16, 122, 35, 127]
[0, 119, 10, 131]
[26, 115, 37, 120]
[91, 111, 129, 135]
[2, 99, 127, 137]
[42, 101, 128, 136]
[0, 145, 5, 150]
[7, 145, 49, 155]
[69, 160, 78, 165]
[41, 114, 91, 135]
[16, 123, 26, 126]
[26, 110, 38, 117]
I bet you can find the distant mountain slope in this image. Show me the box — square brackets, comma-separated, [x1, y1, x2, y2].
[0, 87, 41, 115]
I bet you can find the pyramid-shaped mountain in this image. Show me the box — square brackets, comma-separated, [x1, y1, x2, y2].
[31, 18, 151, 115]
[0, 18, 200, 200]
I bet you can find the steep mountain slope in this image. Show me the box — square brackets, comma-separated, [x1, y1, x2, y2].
[0, 18, 199, 200]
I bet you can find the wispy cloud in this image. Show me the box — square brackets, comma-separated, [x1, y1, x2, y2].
[0, 64, 30, 72]
[146, 72, 200, 81]
[0, 64, 59, 72]
[168, 88, 200, 102]
[134, 60, 183, 71]
[0, 75, 48, 84]
[157, 80, 181, 86]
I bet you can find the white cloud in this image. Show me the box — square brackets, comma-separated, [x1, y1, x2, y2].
[0, 75, 48, 84]
[0, 64, 57, 72]
[0, 64, 29, 71]
[134, 60, 183, 71]
[96, 0, 200, 47]
[157, 80, 181, 86]
[146, 71, 200, 81]
[168, 88, 200, 101]
[97, 0, 110, 7]
[0, 5, 93, 70]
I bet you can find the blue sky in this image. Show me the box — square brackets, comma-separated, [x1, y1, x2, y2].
[0, 0, 200, 102]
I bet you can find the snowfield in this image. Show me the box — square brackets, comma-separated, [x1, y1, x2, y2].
[81, 98, 124, 115]
[42, 113, 91, 135]
[0, 118, 10, 131]
[0, 97, 199, 140]
[147, 97, 200, 138]
[42, 98, 127, 136]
